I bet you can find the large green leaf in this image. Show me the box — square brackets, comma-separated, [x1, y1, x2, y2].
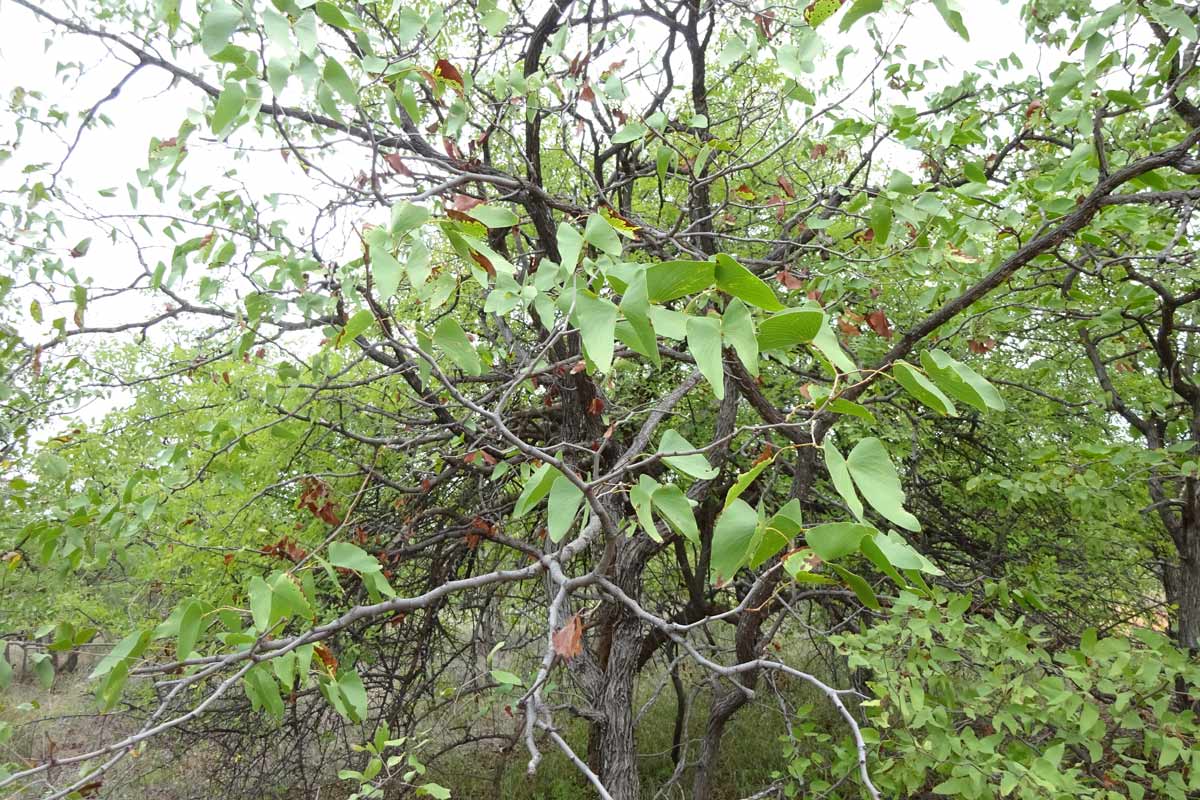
[846, 438, 921, 531]
[619, 269, 660, 365]
[583, 214, 623, 256]
[573, 290, 619, 373]
[686, 315, 725, 400]
[711, 499, 759, 584]
[758, 308, 824, 350]
[721, 298, 759, 376]
[468, 205, 520, 228]
[371, 248, 403, 298]
[513, 463, 558, 517]
[714, 254, 785, 310]
[201, 0, 241, 56]
[645, 260, 715, 302]
[546, 474, 584, 542]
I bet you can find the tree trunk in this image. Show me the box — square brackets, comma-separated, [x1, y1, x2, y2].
[1165, 528, 1200, 652]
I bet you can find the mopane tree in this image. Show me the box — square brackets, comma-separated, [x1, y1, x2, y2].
[1, 0, 1199, 798]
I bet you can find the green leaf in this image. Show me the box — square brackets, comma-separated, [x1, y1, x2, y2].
[336, 309, 375, 347]
[931, 0, 969, 40]
[846, 437, 921, 532]
[177, 600, 202, 658]
[249, 576, 273, 631]
[315, 1, 355, 30]
[0, 653, 11, 690]
[812, 320, 857, 373]
[272, 572, 313, 619]
[467, 205, 519, 228]
[201, 0, 241, 56]
[645, 260, 715, 303]
[827, 563, 880, 610]
[619, 269, 660, 366]
[840, 0, 882, 31]
[372, 249, 403, 298]
[920, 350, 1005, 412]
[323, 58, 358, 105]
[714, 254, 784, 310]
[338, 669, 369, 721]
[823, 440, 864, 522]
[757, 308, 824, 350]
[433, 317, 482, 376]
[583, 214, 623, 257]
[686, 315, 725, 400]
[573, 290, 619, 373]
[418, 784, 452, 800]
[390, 201, 429, 236]
[892, 361, 956, 416]
[871, 530, 942, 575]
[652, 483, 699, 542]
[612, 121, 648, 144]
[869, 197, 892, 244]
[722, 298, 758, 376]
[546, 474, 584, 543]
[491, 669, 523, 685]
[513, 463, 557, 517]
[211, 81, 246, 136]
[89, 629, 149, 680]
[658, 430, 718, 480]
[711, 499, 759, 584]
[752, 499, 804, 569]
[328, 542, 383, 573]
[630, 475, 661, 541]
[805, 522, 873, 561]
[557, 222, 584, 270]
[725, 456, 773, 510]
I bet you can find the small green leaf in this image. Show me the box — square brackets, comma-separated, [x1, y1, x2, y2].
[467, 205, 519, 228]
[827, 563, 880, 609]
[840, 0, 882, 31]
[612, 121, 648, 144]
[249, 576, 273, 631]
[328, 542, 383, 573]
[823, 440, 863, 522]
[323, 58, 358, 105]
[372, 249, 403, 298]
[212, 81, 246, 136]
[920, 350, 1005, 412]
[658, 430, 718, 480]
[177, 600, 202, 658]
[433, 317, 482, 376]
[513, 463, 557, 518]
[336, 309, 375, 347]
[892, 361, 956, 416]
[315, 1, 355, 30]
[687, 315, 725, 400]
[721, 298, 758, 376]
[338, 669, 369, 721]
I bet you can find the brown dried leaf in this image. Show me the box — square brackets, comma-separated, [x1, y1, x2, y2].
[552, 613, 584, 660]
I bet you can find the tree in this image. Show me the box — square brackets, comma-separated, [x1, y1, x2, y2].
[1, 0, 1199, 798]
